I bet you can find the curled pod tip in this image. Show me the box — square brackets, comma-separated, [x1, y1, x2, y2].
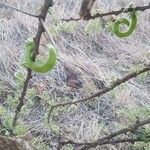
[24, 38, 57, 73]
[113, 11, 137, 38]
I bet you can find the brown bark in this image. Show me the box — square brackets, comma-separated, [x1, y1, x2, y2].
[79, 0, 96, 20]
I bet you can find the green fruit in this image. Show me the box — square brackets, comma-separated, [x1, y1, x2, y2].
[24, 38, 57, 73]
[113, 11, 137, 37]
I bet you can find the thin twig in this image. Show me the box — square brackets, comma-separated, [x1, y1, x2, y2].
[40, 19, 57, 48]
[48, 64, 150, 123]
[12, 69, 32, 127]
[0, 2, 40, 18]
[62, 138, 148, 148]
[79, 138, 149, 150]
[60, 118, 150, 150]
[62, 3, 150, 21]
[12, 0, 53, 127]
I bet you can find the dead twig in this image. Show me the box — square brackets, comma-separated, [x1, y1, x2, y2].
[12, 0, 53, 127]
[48, 64, 150, 123]
[60, 118, 150, 150]
[62, 3, 150, 21]
[0, 2, 40, 18]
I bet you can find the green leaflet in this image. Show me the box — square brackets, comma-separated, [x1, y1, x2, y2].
[24, 38, 57, 73]
[113, 11, 137, 37]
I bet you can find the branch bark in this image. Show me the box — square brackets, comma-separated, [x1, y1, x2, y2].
[0, 2, 40, 18]
[62, 3, 150, 21]
[12, 0, 53, 127]
[60, 118, 150, 150]
[48, 64, 150, 123]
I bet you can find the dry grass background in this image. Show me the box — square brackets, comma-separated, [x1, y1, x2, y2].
[0, 0, 150, 149]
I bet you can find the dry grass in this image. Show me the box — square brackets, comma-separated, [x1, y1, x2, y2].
[0, 0, 150, 149]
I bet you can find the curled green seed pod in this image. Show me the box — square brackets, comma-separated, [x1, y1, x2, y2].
[113, 11, 137, 37]
[24, 38, 57, 73]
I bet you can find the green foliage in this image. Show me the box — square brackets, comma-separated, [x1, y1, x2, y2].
[84, 19, 101, 35]
[19, 88, 36, 116]
[0, 106, 6, 116]
[49, 20, 77, 36]
[117, 105, 150, 121]
[0, 67, 38, 139]
[20, 104, 32, 116]
[0, 69, 37, 133]
[14, 70, 26, 88]
[49, 123, 59, 135]
[136, 127, 150, 142]
[1, 113, 13, 136]
[104, 21, 115, 34]
[133, 142, 150, 150]
[117, 105, 150, 148]
[26, 88, 36, 101]
[44, 110, 60, 135]
[13, 122, 29, 135]
[63, 144, 74, 150]
[97, 17, 116, 35]
[133, 127, 150, 150]
[110, 82, 128, 100]
[47, 120, 59, 135]
[128, 64, 148, 83]
[0, 106, 12, 135]
[32, 137, 48, 150]
[40, 91, 53, 105]
[6, 94, 19, 108]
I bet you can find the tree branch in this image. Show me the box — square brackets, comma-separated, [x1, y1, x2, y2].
[62, 3, 150, 21]
[48, 64, 150, 123]
[12, 0, 53, 127]
[60, 118, 150, 150]
[0, 2, 40, 18]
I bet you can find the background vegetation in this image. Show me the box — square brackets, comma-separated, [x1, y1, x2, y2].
[0, 0, 150, 149]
